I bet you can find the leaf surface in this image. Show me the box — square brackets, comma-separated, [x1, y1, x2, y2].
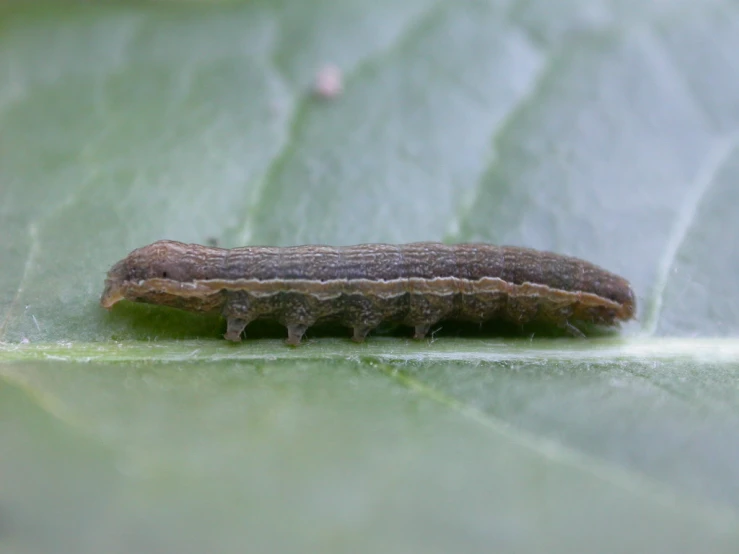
[2, 1, 739, 551]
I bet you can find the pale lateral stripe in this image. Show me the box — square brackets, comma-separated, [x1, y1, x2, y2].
[125, 276, 618, 310]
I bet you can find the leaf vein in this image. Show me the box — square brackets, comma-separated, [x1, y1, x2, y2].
[376, 362, 739, 526]
[642, 134, 738, 334]
[233, 0, 447, 244]
[443, 45, 552, 242]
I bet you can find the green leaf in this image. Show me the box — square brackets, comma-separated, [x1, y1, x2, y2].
[2, 0, 739, 551]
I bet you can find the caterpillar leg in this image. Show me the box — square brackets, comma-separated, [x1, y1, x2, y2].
[413, 324, 432, 340]
[286, 323, 310, 346]
[224, 316, 251, 342]
[406, 292, 451, 341]
[561, 320, 586, 338]
[352, 325, 373, 343]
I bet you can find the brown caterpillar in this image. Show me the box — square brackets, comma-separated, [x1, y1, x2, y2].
[100, 240, 636, 345]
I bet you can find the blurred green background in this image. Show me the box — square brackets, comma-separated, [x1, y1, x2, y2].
[2, 0, 739, 552]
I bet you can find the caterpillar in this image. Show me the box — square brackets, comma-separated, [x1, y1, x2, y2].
[100, 240, 636, 344]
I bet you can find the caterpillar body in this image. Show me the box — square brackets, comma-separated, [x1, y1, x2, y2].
[101, 240, 636, 344]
